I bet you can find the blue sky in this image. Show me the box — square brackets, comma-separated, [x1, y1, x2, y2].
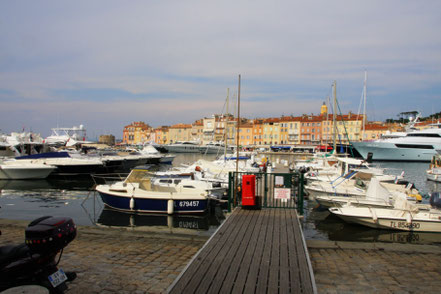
[1, 0, 440, 139]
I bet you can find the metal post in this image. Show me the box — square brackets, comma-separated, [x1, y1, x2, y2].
[228, 172, 233, 212]
[298, 172, 304, 215]
[264, 172, 268, 208]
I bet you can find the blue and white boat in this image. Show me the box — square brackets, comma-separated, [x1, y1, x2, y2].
[95, 167, 215, 214]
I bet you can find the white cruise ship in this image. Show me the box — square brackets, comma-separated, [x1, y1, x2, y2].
[352, 123, 441, 162]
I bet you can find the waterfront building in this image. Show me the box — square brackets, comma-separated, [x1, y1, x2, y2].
[225, 117, 237, 147]
[99, 134, 115, 145]
[168, 123, 192, 143]
[153, 126, 170, 145]
[363, 123, 389, 140]
[238, 122, 253, 146]
[191, 120, 204, 143]
[321, 112, 365, 145]
[300, 114, 322, 145]
[279, 116, 301, 145]
[202, 115, 224, 144]
[262, 118, 281, 145]
[252, 119, 264, 146]
[121, 103, 378, 148]
[202, 114, 234, 144]
[122, 121, 152, 145]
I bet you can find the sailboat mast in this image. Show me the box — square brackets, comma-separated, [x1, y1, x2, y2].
[333, 81, 337, 152]
[224, 88, 229, 159]
[326, 96, 330, 146]
[362, 71, 367, 140]
[234, 75, 241, 205]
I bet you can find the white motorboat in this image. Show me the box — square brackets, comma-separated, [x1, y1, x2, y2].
[16, 152, 104, 175]
[304, 157, 403, 183]
[45, 125, 88, 147]
[352, 122, 441, 162]
[0, 131, 46, 157]
[0, 159, 56, 180]
[305, 172, 420, 201]
[315, 177, 392, 208]
[95, 167, 217, 214]
[329, 192, 441, 232]
[139, 144, 175, 164]
[426, 152, 441, 182]
[315, 178, 425, 209]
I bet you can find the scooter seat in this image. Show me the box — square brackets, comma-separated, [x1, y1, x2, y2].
[0, 243, 30, 267]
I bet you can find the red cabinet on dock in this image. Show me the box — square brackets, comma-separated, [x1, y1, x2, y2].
[242, 175, 256, 207]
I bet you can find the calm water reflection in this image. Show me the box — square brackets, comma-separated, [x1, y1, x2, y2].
[1, 154, 441, 243]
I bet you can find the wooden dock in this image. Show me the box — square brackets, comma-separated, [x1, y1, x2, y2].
[168, 208, 316, 294]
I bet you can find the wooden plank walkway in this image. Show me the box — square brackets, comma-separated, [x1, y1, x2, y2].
[168, 208, 316, 294]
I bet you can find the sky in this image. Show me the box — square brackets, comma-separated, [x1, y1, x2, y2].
[1, 0, 440, 140]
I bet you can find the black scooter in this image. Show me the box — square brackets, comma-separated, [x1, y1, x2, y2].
[0, 216, 77, 293]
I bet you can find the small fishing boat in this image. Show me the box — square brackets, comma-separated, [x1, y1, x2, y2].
[95, 166, 218, 214]
[329, 192, 441, 232]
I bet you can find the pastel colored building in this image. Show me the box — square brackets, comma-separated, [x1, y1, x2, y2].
[168, 123, 193, 143]
[122, 121, 152, 145]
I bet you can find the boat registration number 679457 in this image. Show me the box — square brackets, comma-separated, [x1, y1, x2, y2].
[179, 201, 200, 207]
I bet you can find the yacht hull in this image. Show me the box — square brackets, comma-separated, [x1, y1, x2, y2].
[352, 141, 437, 162]
[0, 165, 55, 180]
[96, 186, 208, 214]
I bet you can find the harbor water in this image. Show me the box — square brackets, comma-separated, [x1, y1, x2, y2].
[1, 153, 441, 245]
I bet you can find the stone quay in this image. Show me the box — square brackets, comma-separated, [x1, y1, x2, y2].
[1, 219, 441, 293]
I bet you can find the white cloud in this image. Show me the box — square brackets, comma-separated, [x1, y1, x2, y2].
[1, 0, 440, 138]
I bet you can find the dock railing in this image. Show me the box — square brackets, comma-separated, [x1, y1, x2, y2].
[228, 171, 305, 214]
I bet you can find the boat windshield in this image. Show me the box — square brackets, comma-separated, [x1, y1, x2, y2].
[124, 169, 153, 184]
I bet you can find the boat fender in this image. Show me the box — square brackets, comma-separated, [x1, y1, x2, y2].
[370, 209, 378, 223]
[406, 212, 412, 225]
[167, 200, 174, 214]
[130, 197, 135, 210]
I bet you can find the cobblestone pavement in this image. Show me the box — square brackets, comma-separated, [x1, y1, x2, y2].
[308, 240, 441, 294]
[2, 219, 441, 293]
[0, 219, 207, 294]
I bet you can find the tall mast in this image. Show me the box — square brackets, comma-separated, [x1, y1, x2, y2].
[326, 96, 330, 146]
[333, 81, 337, 153]
[234, 75, 241, 205]
[362, 70, 367, 140]
[224, 88, 229, 159]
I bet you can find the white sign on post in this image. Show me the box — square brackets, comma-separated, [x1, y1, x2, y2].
[274, 188, 291, 200]
[275, 176, 284, 186]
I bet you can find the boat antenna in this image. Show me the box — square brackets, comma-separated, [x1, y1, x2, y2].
[235, 75, 241, 206]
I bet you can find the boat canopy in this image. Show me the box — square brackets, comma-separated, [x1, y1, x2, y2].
[124, 169, 154, 184]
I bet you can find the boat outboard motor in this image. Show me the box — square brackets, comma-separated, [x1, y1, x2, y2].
[430, 192, 441, 209]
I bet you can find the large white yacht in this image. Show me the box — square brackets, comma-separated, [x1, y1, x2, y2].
[352, 123, 441, 162]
